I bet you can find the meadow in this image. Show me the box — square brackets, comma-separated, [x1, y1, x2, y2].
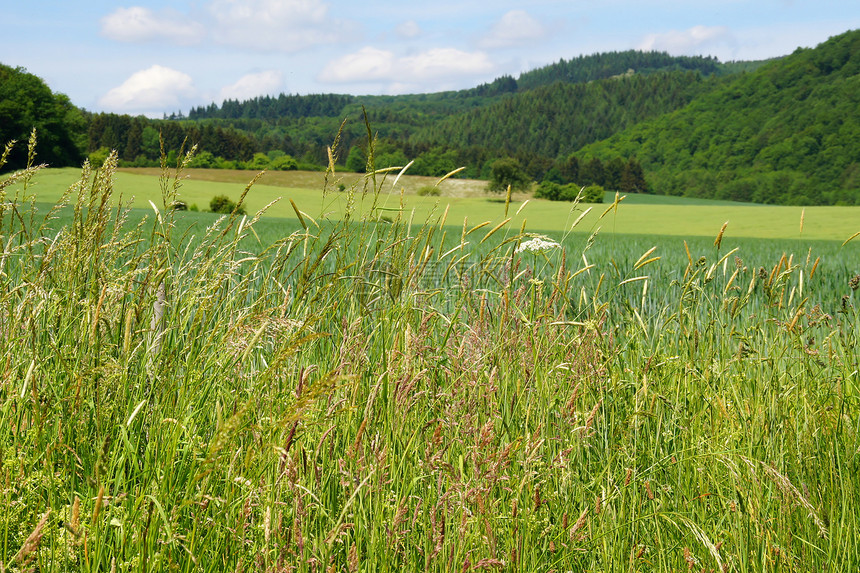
[2, 144, 860, 571]
[23, 166, 860, 241]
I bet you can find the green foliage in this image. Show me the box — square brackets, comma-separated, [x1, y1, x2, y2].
[346, 145, 367, 173]
[488, 157, 531, 193]
[189, 150, 216, 168]
[583, 29, 860, 204]
[270, 154, 298, 170]
[249, 152, 270, 170]
[87, 147, 111, 168]
[0, 64, 85, 169]
[516, 50, 725, 90]
[535, 180, 600, 203]
[534, 180, 562, 200]
[581, 184, 604, 203]
[8, 32, 858, 205]
[414, 71, 715, 162]
[209, 194, 246, 215]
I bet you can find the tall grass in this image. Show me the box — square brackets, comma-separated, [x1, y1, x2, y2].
[1, 131, 859, 572]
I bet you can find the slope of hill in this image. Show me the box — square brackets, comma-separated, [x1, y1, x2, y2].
[4, 34, 857, 206]
[409, 70, 719, 160]
[580, 30, 860, 204]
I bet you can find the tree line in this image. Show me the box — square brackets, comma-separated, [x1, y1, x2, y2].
[3, 34, 858, 205]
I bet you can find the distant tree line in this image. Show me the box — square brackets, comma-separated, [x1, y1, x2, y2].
[3, 35, 858, 205]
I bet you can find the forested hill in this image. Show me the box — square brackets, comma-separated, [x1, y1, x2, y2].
[579, 30, 860, 205]
[2, 33, 859, 205]
[408, 71, 718, 160]
[187, 51, 742, 122]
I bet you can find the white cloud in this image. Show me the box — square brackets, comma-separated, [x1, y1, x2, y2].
[637, 25, 735, 55]
[318, 47, 494, 86]
[207, 0, 343, 52]
[219, 71, 284, 102]
[99, 65, 197, 116]
[481, 10, 546, 49]
[100, 7, 204, 44]
[395, 20, 422, 39]
[100, 0, 351, 53]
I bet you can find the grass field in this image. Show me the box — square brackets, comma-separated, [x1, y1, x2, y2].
[2, 155, 860, 571]
[17, 166, 860, 242]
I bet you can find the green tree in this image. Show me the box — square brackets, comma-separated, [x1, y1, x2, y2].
[620, 157, 648, 193]
[0, 64, 84, 169]
[582, 157, 605, 186]
[88, 147, 111, 168]
[604, 157, 625, 190]
[488, 158, 531, 193]
[141, 126, 161, 160]
[346, 146, 367, 173]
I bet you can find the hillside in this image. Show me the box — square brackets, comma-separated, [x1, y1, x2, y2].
[3, 35, 858, 205]
[580, 30, 860, 204]
[408, 70, 718, 160]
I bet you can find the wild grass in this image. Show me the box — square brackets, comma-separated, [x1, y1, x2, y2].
[1, 132, 859, 571]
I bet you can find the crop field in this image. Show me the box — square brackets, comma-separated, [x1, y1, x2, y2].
[20, 166, 860, 241]
[2, 151, 860, 571]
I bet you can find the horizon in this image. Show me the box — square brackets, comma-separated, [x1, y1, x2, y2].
[6, 0, 860, 118]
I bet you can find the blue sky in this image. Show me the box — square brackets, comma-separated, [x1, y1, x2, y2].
[5, 0, 859, 117]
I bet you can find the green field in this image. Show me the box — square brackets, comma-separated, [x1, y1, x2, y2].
[3, 160, 860, 571]
[17, 167, 860, 242]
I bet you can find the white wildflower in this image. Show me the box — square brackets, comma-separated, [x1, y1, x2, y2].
[516, 236, 561, 254]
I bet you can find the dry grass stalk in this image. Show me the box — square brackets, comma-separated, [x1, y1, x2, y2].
[761, 462, 828, 537]
[714, 221, 729, 249]
[347, 542, 358, 573]
[14, 509, 50, 565]
[569, 507, 589, 542]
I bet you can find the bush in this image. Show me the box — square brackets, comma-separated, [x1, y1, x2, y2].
[534, 181, 561, 201]
[210, 194, 246, 215]
[535, 181, 603, 203]
[170, 200, 188, 211]
[88, 147, 111, 168]
[270, 155, 298, 171]
[581, 184, 605, 203]
[417, 185, 441, 197]
[189, 151, 216, 169]
[558, 184, 581, 202]
[488, 158, 532, 193]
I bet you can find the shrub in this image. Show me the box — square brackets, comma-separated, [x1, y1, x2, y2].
[534, 180, 561, 201]
[556, 184, 578, 202]
[210, 194, 246, 215]
[488, 158, 532, 193]
[271, 155, 298, 171]
[417, 185, 441, 197]
[189, 151, 216, 169]
[88, 147, 111, 168]
[170, 200, 188, 211]
[581, 184, 605, 203]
